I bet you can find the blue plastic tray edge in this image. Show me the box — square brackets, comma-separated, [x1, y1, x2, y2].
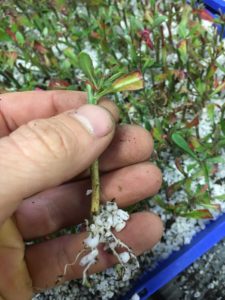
[203, 0, 225, 13]
[120, 213, 225, 300]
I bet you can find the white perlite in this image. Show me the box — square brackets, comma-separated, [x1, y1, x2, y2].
[64, 201, 139, 285]
[130, 293, 141, 300]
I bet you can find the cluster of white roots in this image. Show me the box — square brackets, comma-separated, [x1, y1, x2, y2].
[64, 201, 139, 284]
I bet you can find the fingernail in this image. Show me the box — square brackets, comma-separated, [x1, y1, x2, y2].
[69, 104, 114, 138]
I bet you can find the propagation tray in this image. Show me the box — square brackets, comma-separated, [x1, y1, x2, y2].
[120, 3, 225, 299]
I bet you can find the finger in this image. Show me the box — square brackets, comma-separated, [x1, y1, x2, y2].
[25, 212, 163, 289]
[99, 124, 154, 172]
[0, 91, 119, 137]
[15, 162, 162, 240]
[0, 218, 32, 300]
[0, 91, 86, 136]
[0, 104, 115, 226]
[74, 124, 154, 180]
[99, 98, 120, 123]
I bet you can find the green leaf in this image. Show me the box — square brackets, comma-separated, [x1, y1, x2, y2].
[207, 103, 215, 122]
[210, 81, 225, 97]
[171, 132, 198, 160]
[64, 47, 78, 65]
[186, 162, 198, 172]
[111, 71, 144, 92]
[215, 194, 225, 201]
[196, 79, 206, 96]
[178, 20, 189, 38]
[177, 5, 191, 38]
[152, 15, 167, 28]
[43, 27, 49, 36]
[15, 31, 25, 45]
[154, 195, 168, 209]
[152, 127, 163, 142]
[143, 58, 155, 70]
[216, 62, 225, 74]
[83, 0, 105, 6]
[206, 156, 225, 164]
[107, 70, 127, 84]
[78, 52, 97, 87]
[17, 16, 31, 27]
[0, 28, 11, 42]
[189, 136, 204, 152]
[60, 59, 71, 70]
[180, 209, 213, 219]
[95, 71, 144, 100]
[200, 203, 221, 212]
[150, 0, 156, 6]
[221, 119, 225, 135]
[178, 40, 188, 64]
[167, 181, 184, 197]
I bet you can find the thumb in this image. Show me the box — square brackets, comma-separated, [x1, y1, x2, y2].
[0, 104, 115, 225]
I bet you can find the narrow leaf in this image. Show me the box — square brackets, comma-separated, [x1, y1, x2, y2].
[210, 81, 225, 97]
[189, 136, 204, 152]
[64, 47, 78, 64]
[78, 52, 97, 87]
[196, 79, 206, 96]
[171, 133, 198, 160]
[215, 194, 225, 201]
[178, 20, 189, 39]
[0, 28, 11, 42]
[166, 181, 183, 198]
[175, 157, 187, 176]
[216, 62, 225, 74]
[154, 195, 169, 209]
[178, 40, 188, 64]
[107, 70, 127, 84]
[152, 15, 167, 28]
[206, 156, 225, 164]
[200, 203, 221, 212]
[15, 31, 25, 45]
[207, 103, 215, 122]
[177, 5, 191, 39]
[180, 209, 213, 219]
[112, 71, 144, 92]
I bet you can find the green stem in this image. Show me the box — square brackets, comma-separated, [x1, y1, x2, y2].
[87, 84, 101, 215]
[90, 160, 100, 215]
[201, 160, 211, 194]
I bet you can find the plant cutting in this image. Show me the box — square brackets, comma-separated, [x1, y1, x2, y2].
[60, 51, 144, 285]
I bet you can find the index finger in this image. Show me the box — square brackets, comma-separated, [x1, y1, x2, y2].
[0, 91, 119, 137]
[0, 90, 87, 137]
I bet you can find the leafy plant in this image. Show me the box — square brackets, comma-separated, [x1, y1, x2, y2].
[61, 51, 144, 284]
[78, 51, 144, 215]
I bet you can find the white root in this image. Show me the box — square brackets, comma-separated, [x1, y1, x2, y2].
[78, 202, 139, 283]
[61, 202, 139, 285]
[63, 249, 87, 277]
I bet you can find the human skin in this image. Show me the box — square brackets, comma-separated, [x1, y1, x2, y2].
[0, 90, 163, 300]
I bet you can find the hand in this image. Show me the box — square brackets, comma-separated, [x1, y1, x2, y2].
[0, 90, 163, 300]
